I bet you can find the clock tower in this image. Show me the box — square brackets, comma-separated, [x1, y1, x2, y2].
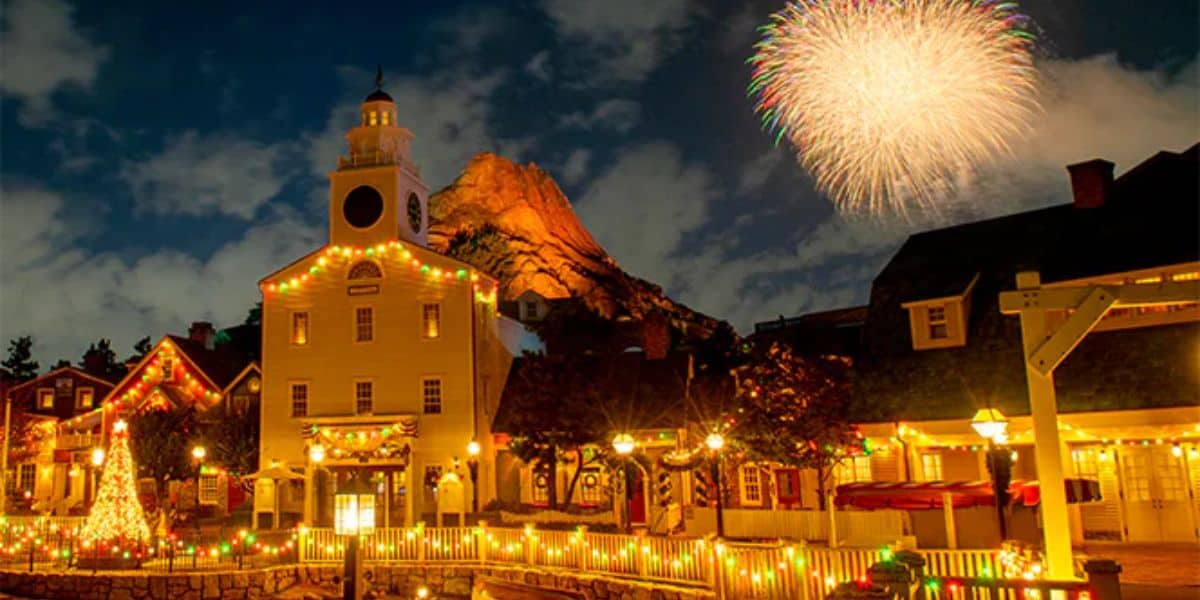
[328, 66, 429, 248]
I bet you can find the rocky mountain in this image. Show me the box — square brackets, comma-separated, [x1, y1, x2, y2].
[428, 153, 721, 339]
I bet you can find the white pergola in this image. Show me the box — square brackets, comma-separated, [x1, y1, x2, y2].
[999, 271, 1199, 580]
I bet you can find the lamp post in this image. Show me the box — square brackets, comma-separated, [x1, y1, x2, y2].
[335, 473, 376, 600]
[307, 444, 326, 527]
[466, 440, 481, 515]
[705, 432, 725, 538]
[971, 408, 1011, 541]
[191, 445, 206, 542]
[88, 447, 104, 507]
[612, 434, 636, 533]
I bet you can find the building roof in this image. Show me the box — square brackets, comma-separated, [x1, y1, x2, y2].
[856, 143, 1200, 422]
[5, 366, 117, 419]
[751, 306, 868, 357]
[167, 329, 259, 390]
[493, 352, 692, 434]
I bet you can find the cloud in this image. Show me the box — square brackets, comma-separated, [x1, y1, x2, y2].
[0, 0, 111, 126]
[736, 148, 784, 195]
[574, 141, 717, 285]
[0, 185, 322, 366]
[559, 99, 641, 134]
[524, 51, 552, 82]
[541, 0, 692, 83]
[590, 55, 1200, 333]
[559, 149, 591, 185]
[120, 131, 293, 220]
[307, 66, 528, 192]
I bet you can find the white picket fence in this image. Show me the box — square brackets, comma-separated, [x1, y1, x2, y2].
[688, 508, 906, 546]
[299, 524, 999, 599]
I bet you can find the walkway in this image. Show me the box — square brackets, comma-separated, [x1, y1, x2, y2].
[1082, 542, 1200, 596]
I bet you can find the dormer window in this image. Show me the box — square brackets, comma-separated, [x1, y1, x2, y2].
[901, 273, 978, 350]
[928, 305, 948, 339]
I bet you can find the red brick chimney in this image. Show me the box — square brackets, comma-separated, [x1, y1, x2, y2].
[189, 321, 216, 350]
[1067, 158, 1115, 209]
[642, 312, 670, 360]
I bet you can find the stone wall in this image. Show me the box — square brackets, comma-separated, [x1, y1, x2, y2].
[0, 563, 713, 600]
[0, 565, 299, 600]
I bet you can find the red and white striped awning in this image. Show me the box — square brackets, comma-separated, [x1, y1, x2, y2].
[835, 479, 1101, 510]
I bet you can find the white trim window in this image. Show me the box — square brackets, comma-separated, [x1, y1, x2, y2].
[292, 311, 309, 345]
[355, 306, 374, 342]
[198, 473, 220, 505]
[17, 464, 35, 493]
[836, 456, 873, 484]
[291, 383, 309, 418]
[920, 453, 944, 481]
[738, 465, 763, 505]
[422, 378, 442, 414]
[76, 387, 94, 409]
[355, 381, 373, 415]
[37, 388, 54, 410]
[928, 305, 948, 339]
[422, 303, 440, 339]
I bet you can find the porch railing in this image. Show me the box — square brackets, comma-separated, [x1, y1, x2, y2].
[296, 525, 1102, 600]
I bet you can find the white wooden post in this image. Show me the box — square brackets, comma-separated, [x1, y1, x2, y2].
[826, 492, 839, 548]
[1014, 271, 1074, 580]
[941, 493, 957, 549]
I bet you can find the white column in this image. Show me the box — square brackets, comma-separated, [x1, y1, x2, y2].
[1015, 272, 1074, 580]
[942, 493, 958, 549]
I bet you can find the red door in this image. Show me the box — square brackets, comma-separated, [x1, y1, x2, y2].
[630, 471, 647, 524]
[775, 468, 801, 507]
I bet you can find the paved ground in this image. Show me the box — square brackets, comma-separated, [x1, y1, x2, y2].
[1082, 542, 1200, 587]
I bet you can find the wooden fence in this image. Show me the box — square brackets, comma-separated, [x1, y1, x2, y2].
[690, 508, 907, 546]
[298, 525, 1017, 599]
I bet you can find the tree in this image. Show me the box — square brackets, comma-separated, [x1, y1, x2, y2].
[81, 338, 126, 380]
[201, 399, 260, 479]
[2, 336, 39, 382]
[502, 352, 608, 509]
[130, 406, 197, 501]
[729, 342, 864, 509]
[80, 420, 151, 546]
[244, 302, 262, 326]
[133, 337, 153, 357]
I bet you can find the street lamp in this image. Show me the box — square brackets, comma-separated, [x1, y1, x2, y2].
[971, 408, 1011, 540]
[705, 432, 726, 538]
[611, 434, 636, 533]
[971, 408, 1009, 443]
[191, 445, 206, 543]
[335, 473, 376, 600]
[466, 440, 481, 515]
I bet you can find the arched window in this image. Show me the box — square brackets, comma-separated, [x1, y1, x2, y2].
[348, 261, 383, 280]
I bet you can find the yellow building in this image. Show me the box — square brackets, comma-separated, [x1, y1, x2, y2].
[256, 73, 511, 529]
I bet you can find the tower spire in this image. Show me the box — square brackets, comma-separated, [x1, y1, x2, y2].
[375, 64, 384, 90]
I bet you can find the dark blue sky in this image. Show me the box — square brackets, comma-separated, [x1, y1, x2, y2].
[1, 0, 1197, 365]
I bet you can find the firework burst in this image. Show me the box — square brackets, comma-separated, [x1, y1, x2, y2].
[749, 0, 1038, 217]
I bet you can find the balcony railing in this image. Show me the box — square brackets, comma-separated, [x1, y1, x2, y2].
[55, 433, 99, 450]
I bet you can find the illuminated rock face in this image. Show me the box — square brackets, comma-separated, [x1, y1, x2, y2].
[429, 153, 719, 336]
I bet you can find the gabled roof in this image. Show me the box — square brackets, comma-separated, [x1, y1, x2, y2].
[259, 240, 497, 287]
[856, 143, 1200, 421]
[6, 366, 117, 396]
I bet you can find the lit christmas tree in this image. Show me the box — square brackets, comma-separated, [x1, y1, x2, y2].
[80, 419, 151, 546]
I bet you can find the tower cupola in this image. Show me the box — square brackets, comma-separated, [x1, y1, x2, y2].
[326, 65, 430, 248]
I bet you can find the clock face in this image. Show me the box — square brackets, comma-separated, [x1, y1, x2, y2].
[406, 193, 422, 234]
[343, 186, 384, 229]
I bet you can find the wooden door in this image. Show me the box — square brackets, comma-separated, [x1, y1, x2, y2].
[774, 468, 801, 507]
[1122, 446, 1198, 542]
[1151, 447, 1194, 542]
[630, 470, 647, 524]
[1122, 447, 1159, 541]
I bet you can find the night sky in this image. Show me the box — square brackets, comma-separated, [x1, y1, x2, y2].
[1, 0, 1197, 366]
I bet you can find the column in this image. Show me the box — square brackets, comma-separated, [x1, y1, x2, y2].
[1015, 271, 1074, 580]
